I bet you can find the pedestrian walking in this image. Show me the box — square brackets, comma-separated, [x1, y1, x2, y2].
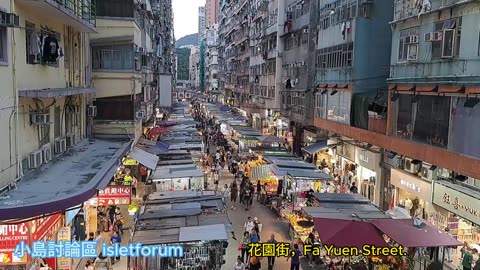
[240, 231, 251, 263]
[244, 186, 252, 210]
[244, 217, 255, 233]
[221, 184, 230, 204]
[234, 256, 246, 270]
[267, 234, 277, 269]
[286, 244, 302, 270]
[230, 181, 238, 210]
[256, 181, 261, 202]
[249, 256, 262, 270]
[109, 231, 121, 264]
[250, 228, 260, 243]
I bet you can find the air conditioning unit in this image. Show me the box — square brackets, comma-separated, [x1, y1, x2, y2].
[136, 110, 146, 119]
[66, 133, 76, 147]
[54, 138, 67, 154]
[42, 143, 53, 163]
[31, 113, 50, 125]
[0, 11, 20, 27]
[405, 35, 419, 44]
[303, 28, 309, 33]
[87, 105, 97, 117]
[404, 157, 421, 174]
[420, 163, 438, 181]
[29, 150, 43, 169]
[20, 157, 29, 176]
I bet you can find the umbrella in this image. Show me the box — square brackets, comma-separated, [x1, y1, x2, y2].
[257, 135, 285, 144]
[219, 105, 232, 112]
[313, 218, 388, 249]
[149, 127, 172, 137]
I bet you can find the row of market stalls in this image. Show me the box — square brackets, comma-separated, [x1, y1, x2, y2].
[130, 191, 231, 270]
[288, 193, 462, 269]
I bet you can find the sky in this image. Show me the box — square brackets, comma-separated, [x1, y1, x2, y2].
[173, 0, 206, 40]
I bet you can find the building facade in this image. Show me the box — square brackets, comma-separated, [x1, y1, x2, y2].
[205, 25, 219, 93]
[198, 6, 206, 45]
[189, 46, 200, 88]
[206, 0, 220, 27]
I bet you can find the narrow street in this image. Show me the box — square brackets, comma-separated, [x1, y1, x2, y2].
[206, 145, 312, 270]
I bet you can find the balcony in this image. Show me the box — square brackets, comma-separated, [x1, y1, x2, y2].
[18, 0, 96, 32]
[393, 0, 468, 22]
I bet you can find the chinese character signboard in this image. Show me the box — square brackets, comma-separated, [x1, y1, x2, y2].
[97, 186, 132, 205]
[0, 223, 30, 263]
[30, 213, 63, 242]
[433, 182, 480, 225]
[57, 227, 71, 270]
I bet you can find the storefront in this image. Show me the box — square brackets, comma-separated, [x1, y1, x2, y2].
[336, 143, 356, 176]
[432, 181, 480, 245]
[390, 168, 440, 220]
[354, 147, 382, 206]
[85, 185, 132, 234]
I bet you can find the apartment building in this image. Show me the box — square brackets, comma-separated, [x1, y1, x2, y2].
[90, 0, 174, 140]
[205, 24, 219, 93]
[190, 46, 200, 87]
[206, 0, 220, 27]
[198, 6, 206, 45]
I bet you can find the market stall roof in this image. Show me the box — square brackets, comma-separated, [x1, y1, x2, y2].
[313, 218, 388, 249]
[147, 190, 218, 202]
[267, 158, 317, 169]
[168, 143, 203, 151]
[312, 193, 372, 204]
[385, 207, 411, 219]
[219, 105, 232, 112]
[151, 167, 203, 180]
[256, 135, 285, 143]
[303, 207, 390, 220]
[136, 144, 168, 155]
[302, 140, 330, 155]
[157, 159, 194, 166]
[179, 224, 228, 242]
[128, 146, 159, 170]
[138, 138, 157, 146]
[370, 219, 463, 248]
[272, 168, 332, 180]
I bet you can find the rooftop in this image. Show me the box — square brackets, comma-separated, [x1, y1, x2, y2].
[0, 139, 131, 220]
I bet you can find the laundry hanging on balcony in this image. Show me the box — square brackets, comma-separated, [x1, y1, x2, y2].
[41, 33, 63, 64]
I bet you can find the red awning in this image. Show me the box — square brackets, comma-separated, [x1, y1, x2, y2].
[313, 218, 388, 249]
[148, 127, 172, 138]
[370, 219, 462, 248]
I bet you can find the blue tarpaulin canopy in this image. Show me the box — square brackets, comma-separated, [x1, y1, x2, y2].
[156, 141, 170, 150]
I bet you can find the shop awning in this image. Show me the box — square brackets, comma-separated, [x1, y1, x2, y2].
[272, 168, 333, 180]
[301, 140, 328, 155]
[219, 105, 232, 112]
[312, 193, 372, 204]
[257, 135, 285, 143]
[179, 224, 228, 242]
[370, 219, 463, 248]
[313, 218, 388, 249]
[0, 139, 132, 220]
[128, 146, 159, 170]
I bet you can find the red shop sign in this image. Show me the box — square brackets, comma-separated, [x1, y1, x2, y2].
[98, 186, 131, 206]
[0, 223, 30, 264]
[30, 213, 63, 242]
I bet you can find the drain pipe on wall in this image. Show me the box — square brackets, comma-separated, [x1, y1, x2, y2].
[11, 0, 21, 184]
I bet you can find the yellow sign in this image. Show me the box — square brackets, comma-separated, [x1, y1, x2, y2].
[123, 157, 139, 166]
[57, 227, 72, 270]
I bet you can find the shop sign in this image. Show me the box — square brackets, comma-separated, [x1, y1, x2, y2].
[97, 186, 132, 206]
[0, 223, 30, 264]
[57, 227, 71, 270]
[30, 213, 63, 242]
[390, 169, 432, 201]
[433, 183, 480, 225]
[356, 148, 380, 171]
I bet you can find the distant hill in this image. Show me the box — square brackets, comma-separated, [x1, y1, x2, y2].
[176, 33, 198, 48]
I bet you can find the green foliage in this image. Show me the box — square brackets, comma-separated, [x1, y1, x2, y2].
[176, 48, 190, 81]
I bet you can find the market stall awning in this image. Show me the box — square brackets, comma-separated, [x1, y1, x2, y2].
[149, 127, 172, 137]
[157, 121, 177, 127]
[370, 219, 463, 248]
[219, 105, 232, 112]
[128, 146, 159, 170]
[179, 224, 228, 242]
[156, 141, 171, 150]
[312, 193, 372, 204]
[138, 138, 157, 146]
[314, 218, 388, 249]
[272, 168, 333, 180]
[257, 135, 285, 144]
[302, 140, 329, 155]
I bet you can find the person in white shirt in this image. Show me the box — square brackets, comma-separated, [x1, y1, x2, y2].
[221, 184, 230, 203]
[234, 256, 246, 270]
[323, 167, 331, 175]
[244, 216, 255, 233]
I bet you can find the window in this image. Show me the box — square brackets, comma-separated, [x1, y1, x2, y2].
[316, 42, 353, 69]
[0, 26, 6, 64]
[431, 18, 462, 59]
[92, 45, 134, 70]
[301, 31, 308, 45]
[398, 27, 419, 62]
[96, 0, 134, 17]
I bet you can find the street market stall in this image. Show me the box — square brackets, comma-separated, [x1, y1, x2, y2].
[131, 192, 231, 270]
[151, 164, 203, 191]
